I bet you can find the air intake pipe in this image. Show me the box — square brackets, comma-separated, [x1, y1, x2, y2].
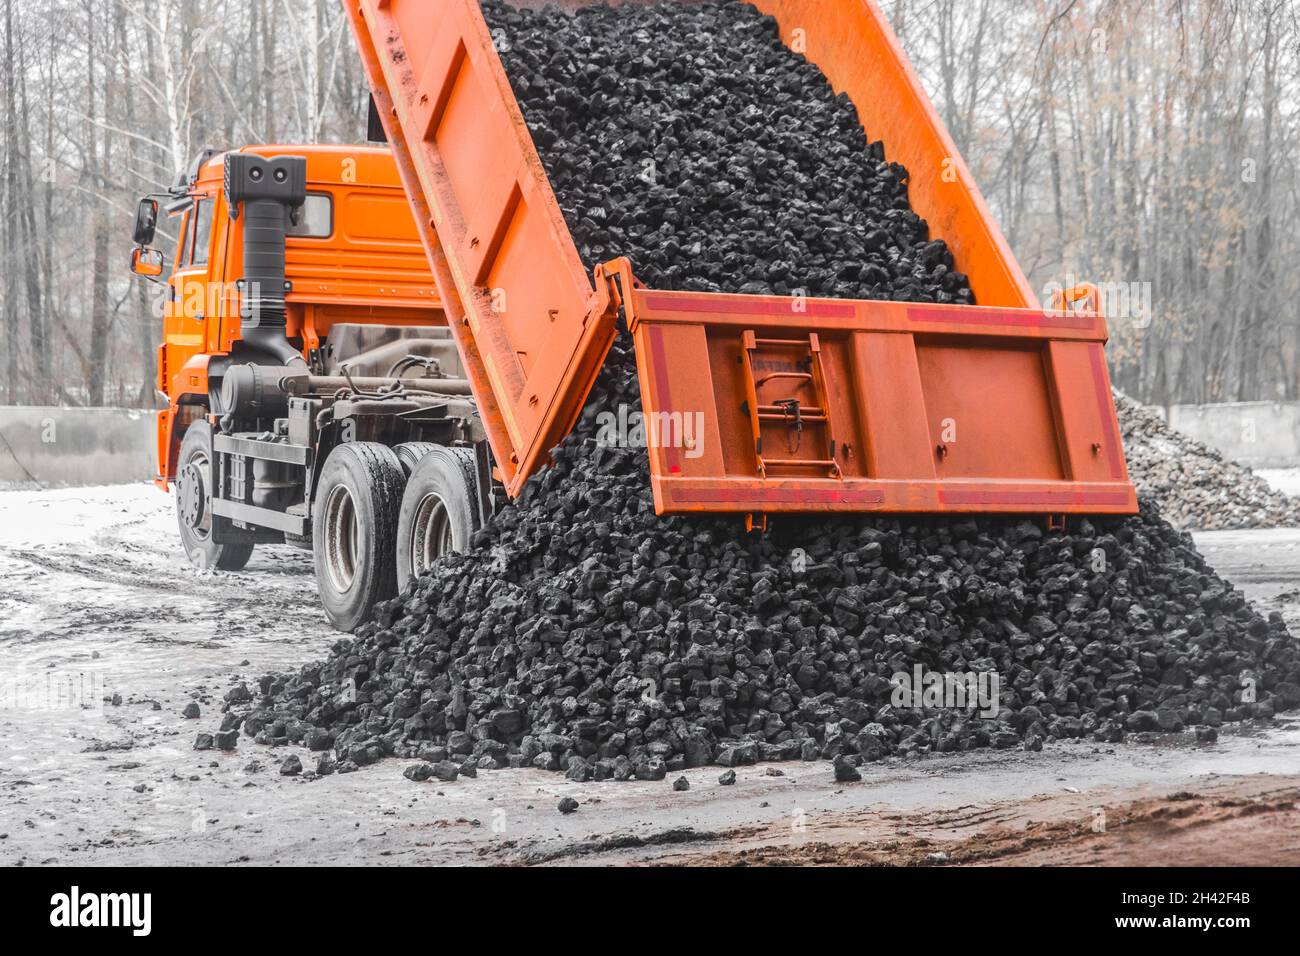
[224, 154, 308, 367]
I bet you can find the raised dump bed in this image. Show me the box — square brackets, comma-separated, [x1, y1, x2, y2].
[344, 0, 1137, 518]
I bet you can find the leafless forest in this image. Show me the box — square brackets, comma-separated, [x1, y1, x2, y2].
[0, 0, 1296, 409]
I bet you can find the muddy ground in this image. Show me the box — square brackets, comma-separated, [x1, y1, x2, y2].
[0, 484, 1297, 866]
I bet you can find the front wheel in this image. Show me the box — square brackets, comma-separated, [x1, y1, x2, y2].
[396, 445, 481, 592]
[176, 421, 254, 572]
[312, 442, 406, 631]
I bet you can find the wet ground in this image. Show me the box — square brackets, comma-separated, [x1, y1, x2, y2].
[0, 484, 1297, 866]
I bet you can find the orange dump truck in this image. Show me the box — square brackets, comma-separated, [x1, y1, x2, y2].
[130, 0, 1135, 630]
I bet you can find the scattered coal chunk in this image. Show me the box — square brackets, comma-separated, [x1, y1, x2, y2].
[558, 796, 580, 814]
[432, 760, 460, 782]
[182, 702, 200, 720]
[833, 755, 862, 783]
[280, 755, 302, 776]
[673, 776, 690, 792]
[404, 762, 435, 782]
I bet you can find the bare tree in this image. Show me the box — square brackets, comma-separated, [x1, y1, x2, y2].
[885, 0, 1300, 404]
[0, 0, 1295, 408]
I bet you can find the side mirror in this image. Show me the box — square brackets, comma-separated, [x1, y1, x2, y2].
[133, 197, 159, 245]
[131, 246, 164, 278]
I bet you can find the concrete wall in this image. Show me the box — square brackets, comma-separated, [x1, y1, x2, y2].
[0, 406, 155, 488]
[3, 400, 1296, 486]
[1167, 401, 1300, 469]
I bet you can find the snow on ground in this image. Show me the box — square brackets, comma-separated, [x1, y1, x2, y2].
[1259, 468, 1300, 498]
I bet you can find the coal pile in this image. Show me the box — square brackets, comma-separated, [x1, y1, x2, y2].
[489, 0, 974, 305]
[244, 471, 1298, 779]
[1117, 392, 1300, 531]
[234, 1, 1299, 780]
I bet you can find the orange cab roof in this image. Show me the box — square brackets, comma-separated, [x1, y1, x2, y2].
[196, 144, 402, 190]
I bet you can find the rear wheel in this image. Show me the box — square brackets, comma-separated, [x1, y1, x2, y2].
[312, 442, 406, 631]
[176, 421, 254, 572]
[393, 441, 439, 477]
[396, 445, 481, 592]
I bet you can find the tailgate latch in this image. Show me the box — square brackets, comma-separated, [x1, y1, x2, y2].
[740, 330, 841, 480]
[772, 398, 804, 453]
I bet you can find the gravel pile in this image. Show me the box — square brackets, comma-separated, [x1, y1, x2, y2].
[1117, 392, 1300, 531]
[229, 1, 1299, 781]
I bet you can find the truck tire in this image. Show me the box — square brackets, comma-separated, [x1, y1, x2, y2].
[176, 421, 255, 572]
[312, 441, 406, 631]
[393, 441, 439, 477]
[396, 445, 481, 592]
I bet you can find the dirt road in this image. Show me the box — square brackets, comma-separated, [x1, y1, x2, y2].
[1, 484, 1297, 866]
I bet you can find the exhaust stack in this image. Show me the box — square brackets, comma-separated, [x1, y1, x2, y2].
[224, 154, 308, 367]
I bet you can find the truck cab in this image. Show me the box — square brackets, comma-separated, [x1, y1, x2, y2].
[130, 145, 491, 629]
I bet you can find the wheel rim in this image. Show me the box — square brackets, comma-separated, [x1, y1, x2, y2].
[179, 454, 211, 540]
[409, 492, 453, 579]
[323, 483, 361, 593]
